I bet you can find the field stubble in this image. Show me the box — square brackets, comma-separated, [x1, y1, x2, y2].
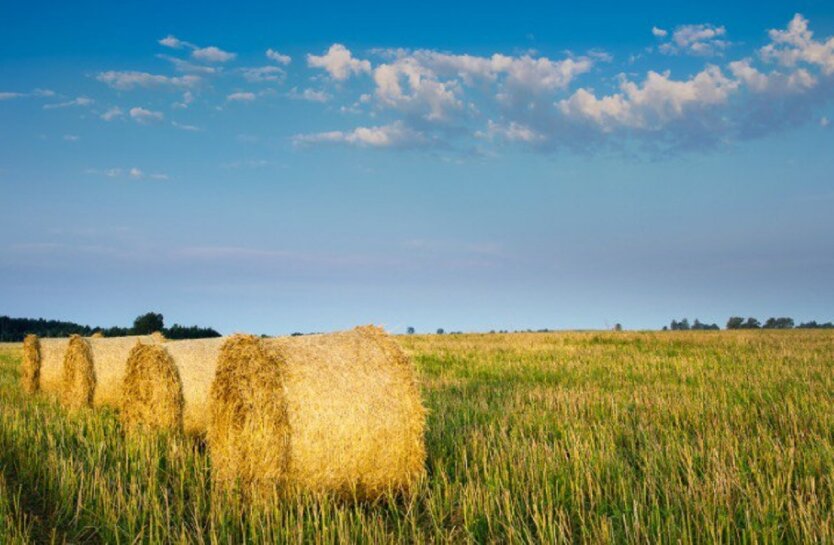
[0, 330, 832, 543]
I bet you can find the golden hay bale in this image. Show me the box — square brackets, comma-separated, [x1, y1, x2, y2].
[120, 337, 226, 435]
[208, 326, 427, 500]
[91, 331, 104, 339]
[21, 335, 40, 394]
[60, 335, 164, 409]
[28, 337, 73, 396]
[61, 335, 96, 408]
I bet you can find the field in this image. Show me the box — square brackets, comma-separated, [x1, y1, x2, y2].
[1, 331, 833, 543]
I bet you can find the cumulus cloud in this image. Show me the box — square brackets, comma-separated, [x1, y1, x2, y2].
[293, 121, 426, 148]
[657, 24, 730, 56]
[129, 106, 164, 124]
[266, 49, 292, 65]
[100, 106, 124, 121]
[760, 14, 834, 75]
[97, 70, 200, 90]
[0, 92, 25, 100]
[159, 35, 193, 49]
[192, 46, 237, 63]
[307, 44, 371, 80]
[43, 97, 94, 109]
[227, 91, 256, 102]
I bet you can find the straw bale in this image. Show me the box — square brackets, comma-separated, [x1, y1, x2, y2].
[209, 326, 426, 500]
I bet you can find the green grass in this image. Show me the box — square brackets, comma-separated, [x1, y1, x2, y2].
[1, 331, 833, 543]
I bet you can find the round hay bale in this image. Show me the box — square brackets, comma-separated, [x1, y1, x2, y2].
[120, 337, 226, 435]
[208, 326, 427, 500]
[120, 343, 184, 431]
[21, 335, 40, 394]
[59, 335, 164, 409]
[91, 331, 104, 339]
[34, 337, 74, 395]
[61, 335, 96, 409]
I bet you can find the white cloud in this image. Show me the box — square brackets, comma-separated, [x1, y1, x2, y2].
[97, 70, 200, 90]
[652, 26, 668, 38]
[241, 66, 285, 82]
[821, 116, 830, 127]
[658, 24, 730, 57]
[286, 87, 331, 102]
[373, 57, 463, 122]
[293, 121, 426, 148]
[728, 59, 816, 94]
[0, 92, 24, 100]
[87, 167, 167, 180]
[558, 66, 737, 131]
[761, 14, 834, 75]
[307, 44, 371, 80]
[159, 35, 193, 49]
[129, 167, 143, 178]
[43, 97, 94, 109]
[129, 106, 164, 124]
[100, 106, 124, 121]
[227, 91, 256, 102]
[192, 46, 236, 63]
[266, 49, 291, 65]
[63, 134, 80, 142]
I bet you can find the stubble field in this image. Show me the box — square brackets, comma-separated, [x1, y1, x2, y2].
[0, 331, 832, 543]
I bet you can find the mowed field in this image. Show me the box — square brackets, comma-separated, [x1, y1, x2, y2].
[1, 331, 833, 544]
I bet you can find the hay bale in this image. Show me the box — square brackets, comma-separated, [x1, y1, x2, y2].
[27, 337, 73, 396]
[61, 335, 96, 408]
[21, 335, 40, 394]
[91, 331, 104, 338]
[120, 337, 226, 434]
[209, 326, 426, 500]
[60, 335, 164, 409]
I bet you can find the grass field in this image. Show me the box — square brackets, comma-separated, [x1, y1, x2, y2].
[1, 331, 833, 543]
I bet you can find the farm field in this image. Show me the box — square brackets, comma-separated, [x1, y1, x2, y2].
[1, 331, 833, 544]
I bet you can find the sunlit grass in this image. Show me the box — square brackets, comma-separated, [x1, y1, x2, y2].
[1, 330, 832, 543]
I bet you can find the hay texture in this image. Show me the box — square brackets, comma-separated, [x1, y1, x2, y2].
[120, 337, 226, 434]
[209, 326, 426, 500]
[21, 336, 73, 396]
[60, 335, 164, 409]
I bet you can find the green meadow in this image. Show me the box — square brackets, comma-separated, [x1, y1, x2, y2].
[1, 330, 832, 543]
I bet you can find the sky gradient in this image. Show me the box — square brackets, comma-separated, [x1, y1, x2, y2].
[2, 1, 833, 335]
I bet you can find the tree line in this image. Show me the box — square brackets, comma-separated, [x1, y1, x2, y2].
[0, 312, 220, 342]
[664, 316, 834, 331]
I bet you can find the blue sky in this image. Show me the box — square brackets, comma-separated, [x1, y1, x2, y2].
[2, 1, 833, 334]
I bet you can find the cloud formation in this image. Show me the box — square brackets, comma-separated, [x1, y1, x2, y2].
[97, 70, 200, 90]
[657, 24, 730, 56]
[129, 106, 164, 124]
[293, 121, 426, 148]
[307, 44, 372, 80]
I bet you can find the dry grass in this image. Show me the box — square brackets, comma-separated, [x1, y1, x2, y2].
[209, 326, 426, 500]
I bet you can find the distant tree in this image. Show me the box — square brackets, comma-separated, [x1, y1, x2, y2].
[662, 326, 669, 331]
[291, 332, 304, 337]
[726, 316, 744, 330]
[133, 312, 164, 335]
[692, 319, 720, 331]
[670, 319, 679, 330]
[797, 321, 834, 329]
[436, 328, 445, 335]
[164, 324, 221, 339]
[406, 326, 415, 335]
[763, 317, 795, 329]
[614, 323, 622, 331]
[741, 317, 761, 329]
